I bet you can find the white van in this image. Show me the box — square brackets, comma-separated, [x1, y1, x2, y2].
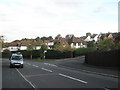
[9, 53, 24, 68]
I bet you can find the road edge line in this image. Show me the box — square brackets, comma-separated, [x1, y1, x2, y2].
[16, 68, 36, 88]
[58, 73, 87, 84]
[59, 65, 119, 78]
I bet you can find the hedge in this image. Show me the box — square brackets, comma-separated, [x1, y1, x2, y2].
[85, 50, 119, 67]
[74, 47, 97, 57]
[45, 50, 73, 59]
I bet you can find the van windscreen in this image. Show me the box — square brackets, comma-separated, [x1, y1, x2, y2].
[11, 56, 22, 60]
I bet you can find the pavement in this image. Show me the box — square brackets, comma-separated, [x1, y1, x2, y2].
[2, 57, 119, 89]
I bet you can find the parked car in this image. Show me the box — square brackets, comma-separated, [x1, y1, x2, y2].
[9, 53, 24, 68]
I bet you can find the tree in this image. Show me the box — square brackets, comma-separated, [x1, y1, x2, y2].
[48, 36, 53, 40]
[54, 42, 74, 52]
[41, 36, 53, 41]
[40, 44, 48, 59]
[87, 41, 95, 47]
[97, 38, 118, 51]
[41, 44, 48, 51]
[27, 44, 34, 50]
[35, 37, 41, 41]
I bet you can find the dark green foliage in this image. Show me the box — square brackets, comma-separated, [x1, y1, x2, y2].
[17, 50, 43, 59]
[97, 38, 120, 51]
[87, 41, 95, 47]
[74, 47, 97, 56]
[41, 36, 53, 41]
[2, 49, 11, 58]
[85, 49, 119, 67]
[41, 44, 48, 50]
[45, 50, 73, 59]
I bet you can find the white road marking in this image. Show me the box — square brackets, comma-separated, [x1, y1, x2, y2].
[58, 73, 87, 84]
[27, 63, 31, 65]
[104, 88, 110, 90]
[41, 68, 53, 72]
[44, 63, 57, 67]
[32, 65, 39, 67]
[16, 68, 35, 88]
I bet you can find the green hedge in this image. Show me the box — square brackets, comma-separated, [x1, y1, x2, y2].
[74, 47, 97, 57]
[17, 50, 43, 59]
[45, 50, 73, 59]
[85, 50, 119, 67]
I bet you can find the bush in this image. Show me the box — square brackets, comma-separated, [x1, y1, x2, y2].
[85, 49, 119, 67]
[45, 50, 73, 59]
[17, 50, 43, 59]
[2, 49, 11, 58]
[74, 47, 97, 57]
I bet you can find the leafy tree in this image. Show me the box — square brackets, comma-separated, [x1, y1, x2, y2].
[48, 36, 53, 40]
[41, 36, 53, 41]
[97, 38, 119, 51]
[41, 44, 48, 51]
[87, 41, 95, 47]
[27, 44, 34, 50]
[35, 37, 41, 41]
[54, 42, 74, 52]
[27, 40, 42, 50]
[39, 44, 48, 59]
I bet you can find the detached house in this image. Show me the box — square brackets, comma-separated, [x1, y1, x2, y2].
[70, 38, 87, 48]
[65, 34, 87, 48]
[91, 34, 99, 42]
[2, 39, 42, 51]
[2, 42, 19, 52]
[44, 40, 54, 49]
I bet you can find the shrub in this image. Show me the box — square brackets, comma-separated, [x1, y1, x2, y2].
[74, 47, 97, 57]
[45, 50, 73, 59]
[2, 49, 11, 58]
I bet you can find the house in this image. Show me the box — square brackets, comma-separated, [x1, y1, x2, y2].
[70, 38, 87, 48]
[91, 34, 99, 42]
[2, 39, 42, 51]
[65, 34, 87, 48]
[44, 40, 54, 49]
[2, 42, 19, 52]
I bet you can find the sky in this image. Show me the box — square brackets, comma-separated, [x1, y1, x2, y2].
[0, 0, 119, 42]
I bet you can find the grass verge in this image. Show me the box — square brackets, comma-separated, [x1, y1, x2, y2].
[32, 58, 62, 62]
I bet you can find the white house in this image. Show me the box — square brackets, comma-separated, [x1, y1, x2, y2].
[91, 34, 99, 42]
[44, 40, 54, 49]
[84, 36, 92, 42]
[70, 38, 87, 48]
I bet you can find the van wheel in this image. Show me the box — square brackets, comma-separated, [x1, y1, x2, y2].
[21, 65, 23, 68]
[10, 64, 13, 68]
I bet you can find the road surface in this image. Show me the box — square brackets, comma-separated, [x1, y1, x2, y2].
[2, 58, 119, 89]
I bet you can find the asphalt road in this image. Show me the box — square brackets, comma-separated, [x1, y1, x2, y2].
[2, 58, 119, 89]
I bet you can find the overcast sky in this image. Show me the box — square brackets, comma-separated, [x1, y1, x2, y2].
[0, 0, 119, 42]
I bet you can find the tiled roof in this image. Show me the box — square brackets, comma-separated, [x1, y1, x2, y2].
[73, 38, 83, 43]
[8, 39, 42, 46]
[80, 36, 87, 40]
[91, 34, 98, 38]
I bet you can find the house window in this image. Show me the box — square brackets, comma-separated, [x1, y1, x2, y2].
[73, 43, 76, 46]
[78, 43, 81, 46]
